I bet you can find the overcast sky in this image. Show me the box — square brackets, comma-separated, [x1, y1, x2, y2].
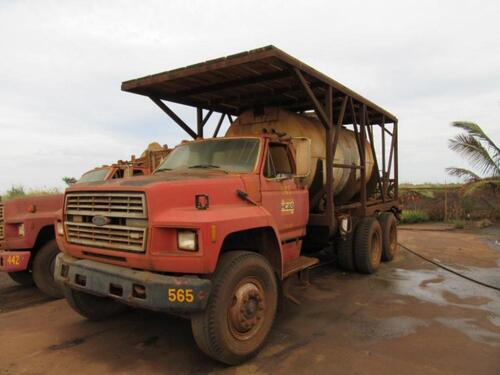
[1, 0, 499, 193]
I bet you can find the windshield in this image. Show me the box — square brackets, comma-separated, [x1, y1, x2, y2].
[76, 168, 111, 183]
[156, 138, 260, 173]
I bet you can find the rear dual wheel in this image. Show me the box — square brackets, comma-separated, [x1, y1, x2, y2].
[378, 212, 398, 261]
[354, 217, 383, 274]
[336, 213, 398, 273]
[191, 251, 278, 365]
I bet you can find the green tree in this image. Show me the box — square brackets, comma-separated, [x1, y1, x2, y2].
[446, 121, 499, 181]
[62, 176, 77, 186]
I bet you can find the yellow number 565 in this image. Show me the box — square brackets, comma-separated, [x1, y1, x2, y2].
[168, 288, 194, 303]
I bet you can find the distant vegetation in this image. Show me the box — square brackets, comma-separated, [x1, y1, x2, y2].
[400, 209, 429, 224]
[2, 185, 61, 200]
[62, 176, 77, 186]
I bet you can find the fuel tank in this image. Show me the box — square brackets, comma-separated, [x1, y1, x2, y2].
[226, 107, 374, 203]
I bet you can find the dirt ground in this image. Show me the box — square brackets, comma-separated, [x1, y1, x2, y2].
[0, 224, 499, 374]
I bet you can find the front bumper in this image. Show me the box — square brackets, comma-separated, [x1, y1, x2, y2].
[0, 250, 31, 272]
[54, 254, 212, 313]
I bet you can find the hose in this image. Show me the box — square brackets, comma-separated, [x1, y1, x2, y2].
[398, 242, 500, 292]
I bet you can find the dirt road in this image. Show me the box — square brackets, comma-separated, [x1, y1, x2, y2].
[0, 225, 499, 374]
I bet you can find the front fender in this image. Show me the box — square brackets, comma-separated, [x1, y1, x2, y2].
[152, 204, 282, 274]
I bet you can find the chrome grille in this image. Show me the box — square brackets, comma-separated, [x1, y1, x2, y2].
[66, 192, 146, 218]
[65, 192, 147, 252]
[0, 201, 4, 241]
[65, 222, 146, 252]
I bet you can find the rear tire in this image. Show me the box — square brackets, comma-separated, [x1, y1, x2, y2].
[8, 270, 34, 286]
[32, 239, 63, 298]
[378, 212, 398, 262]
[354, 217, 382, 274]
[191, 251, 278, 365]
[336, 231, 356, 271]
[63, 286, 128, 321]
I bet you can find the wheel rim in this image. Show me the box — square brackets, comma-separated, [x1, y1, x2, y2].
[371, 230, 382, 264]
[227, 277, 266, 341]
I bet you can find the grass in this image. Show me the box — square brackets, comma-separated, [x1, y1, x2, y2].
[400, 209, 430, 224]
[451, 219, 465, 229]
[1, 185, 61, 201]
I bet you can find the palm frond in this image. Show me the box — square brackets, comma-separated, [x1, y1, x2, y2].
[449, 134, 500, 176]
[445, 167, 480, 181]
[451, 121, 500, 157]
[461, 177, 500, 196]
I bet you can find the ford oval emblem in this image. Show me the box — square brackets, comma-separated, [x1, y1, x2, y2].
[92, 215, 110, 226]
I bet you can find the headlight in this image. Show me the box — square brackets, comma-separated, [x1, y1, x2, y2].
[18, 223, 25, 238]
[57, 221, 64, 236]
[177, 230, 198, 251]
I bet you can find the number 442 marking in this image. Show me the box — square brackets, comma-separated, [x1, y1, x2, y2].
[168, 288, 194, 303]
[6, 255, 21, 266]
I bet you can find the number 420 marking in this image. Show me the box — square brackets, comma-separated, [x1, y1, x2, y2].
[168, 288, 194, 303]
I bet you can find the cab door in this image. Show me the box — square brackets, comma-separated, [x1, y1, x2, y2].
[260, 142, 309, 243]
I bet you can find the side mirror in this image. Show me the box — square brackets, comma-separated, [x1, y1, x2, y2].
[291, 137, 311, 178]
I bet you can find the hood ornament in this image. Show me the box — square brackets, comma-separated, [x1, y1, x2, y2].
[92, 215, 111, 226]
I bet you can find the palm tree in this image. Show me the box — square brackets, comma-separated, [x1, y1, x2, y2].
[446, 121, 500, 181]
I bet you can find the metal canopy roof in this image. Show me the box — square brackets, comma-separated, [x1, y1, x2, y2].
[121, 45, 397, 124]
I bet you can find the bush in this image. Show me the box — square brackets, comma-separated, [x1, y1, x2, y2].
[400, 210, 430, 224]
[451, 219, 465, 229]
[2, 185, 61, 200]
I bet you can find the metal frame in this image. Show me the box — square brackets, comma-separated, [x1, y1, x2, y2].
[123, 46, 399, 233]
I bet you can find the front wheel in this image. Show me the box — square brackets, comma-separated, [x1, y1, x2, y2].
[32, 239, 63, 298]
[191, 251, 278, 365]
[63, 286, 128, 321]
[8, 270, 34, 286]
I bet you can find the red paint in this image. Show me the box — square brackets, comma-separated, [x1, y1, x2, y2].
[0, 250, 31, 272]
[57, 137, 307, 279]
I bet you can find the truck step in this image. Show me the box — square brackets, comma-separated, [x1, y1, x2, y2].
[283, 256, 319, 278]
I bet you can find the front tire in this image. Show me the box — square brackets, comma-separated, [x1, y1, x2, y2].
[8, 270, 34, 286]
[32, 239, 64, 298]
[63, 286, 128, 321]
[354, 217, 383, 274]
[191, 251, 278, 365]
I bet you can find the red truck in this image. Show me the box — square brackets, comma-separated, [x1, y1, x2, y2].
[54, 46, 400, 364]
[0, 145, 170, 297]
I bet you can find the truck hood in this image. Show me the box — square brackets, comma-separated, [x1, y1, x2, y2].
[65, 170, 260, 214]
[3, 194, 64, 222]
[68, 169, 246, 188]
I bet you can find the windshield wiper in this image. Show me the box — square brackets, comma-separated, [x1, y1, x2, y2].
[188, 164, 228, 173]
[189, 164, 220, 169]
[155, 167, 172, 173]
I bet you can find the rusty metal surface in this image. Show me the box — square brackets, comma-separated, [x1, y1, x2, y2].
[122, 45, 397, 123]
[55, 253, 211, 313]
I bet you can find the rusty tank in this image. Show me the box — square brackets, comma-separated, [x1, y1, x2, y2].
[226, 107, 374, 203]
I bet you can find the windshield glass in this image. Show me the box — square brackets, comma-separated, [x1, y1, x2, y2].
[156, 138, 260, 173]
[76, 168, 111, 183]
